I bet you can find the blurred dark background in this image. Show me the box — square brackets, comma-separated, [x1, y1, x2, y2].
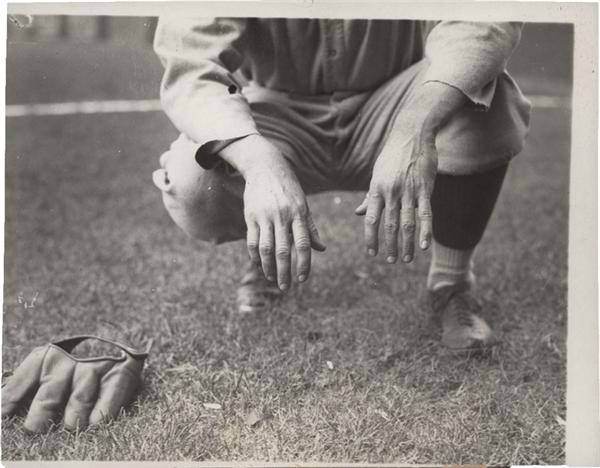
[6, 16, 573, 105]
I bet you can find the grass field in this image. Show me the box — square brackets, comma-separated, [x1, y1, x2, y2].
[2, 24, 570, 463]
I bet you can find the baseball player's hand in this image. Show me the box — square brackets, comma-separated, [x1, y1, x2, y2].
[2, 336, 149, 432]
[355, 81, 467, 263]
[220, 134, 326, 290]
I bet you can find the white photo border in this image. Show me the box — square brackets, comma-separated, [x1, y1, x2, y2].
[2, 2, 598, 466]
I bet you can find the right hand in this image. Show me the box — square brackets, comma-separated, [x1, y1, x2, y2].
[220, 135, 326, 290]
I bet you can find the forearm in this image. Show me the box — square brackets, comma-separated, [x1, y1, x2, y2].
[391, 81, 468, 137]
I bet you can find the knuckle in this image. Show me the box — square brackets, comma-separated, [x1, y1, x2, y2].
[276, 247, 290, 258]
[384, 222, 398, 233]
[365, 215, 378, 225]
[274, 205, 291, 221]
[402, 222, 416, 234]
[244, 208, 257, 220]
[281, 205, 293, 218]
[383, 186, 397, 197]
[255, 213, 271, 226]
[293, 202, 308, 217]
[295, 238, 311, 251]
[259, 244, 273, 255]
[388, 178, 403, 191]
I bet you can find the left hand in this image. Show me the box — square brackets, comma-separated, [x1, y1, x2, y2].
[2, 336, 149, 432]
[355, 82, 467, 263]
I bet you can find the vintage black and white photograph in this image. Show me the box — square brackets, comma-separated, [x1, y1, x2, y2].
[1, 2, 594, 465]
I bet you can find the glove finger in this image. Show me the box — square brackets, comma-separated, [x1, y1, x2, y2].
[63, 361, 114, 431]
[24, 351, 75, 433]
[2, 346, 47, 417]
[89, 363, 142, 425]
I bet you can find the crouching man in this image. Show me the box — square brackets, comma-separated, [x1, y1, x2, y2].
[152, 18, 531, 350]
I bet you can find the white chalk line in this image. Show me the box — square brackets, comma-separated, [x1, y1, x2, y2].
[5, 95, 571, 117]
[6, 99, 163, 117]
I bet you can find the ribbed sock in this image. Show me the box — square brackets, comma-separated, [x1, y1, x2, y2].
[427, 241, 475, 291]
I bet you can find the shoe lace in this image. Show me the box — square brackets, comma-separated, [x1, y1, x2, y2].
[447, 291, 480, 327]
[431, 286, 479, 327]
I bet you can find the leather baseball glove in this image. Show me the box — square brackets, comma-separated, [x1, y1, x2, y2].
[2, 335, 150, 432]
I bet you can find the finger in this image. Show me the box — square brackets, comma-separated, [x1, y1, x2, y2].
[383, 201, 400, 263]
[24, 350, 75, 433]
[1, 346, 46, 417]
[89, 360, 144, 426]
[274, 223, 292, 291]
[307, 213, 326, 252]
[63, 361, 114, 431]
[418, 191, 433, 250]
[246, 221, 261, 266]
[400, 201, 416, 263]
[354, 196, 368, 216]
[292, 218, 312, 282]
[364, 192, 384, 256]
[258, 223, 276, 282]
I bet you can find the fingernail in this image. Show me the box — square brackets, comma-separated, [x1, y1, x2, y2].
[267, 275, 275, 282]
[298, 275, 306, 282]
[280, 283, 288, 291]
[421, 241, 429, 249]
[403, 255, 411, 263]
[386, 256, 396, 264]
[368, 249, 376, 256]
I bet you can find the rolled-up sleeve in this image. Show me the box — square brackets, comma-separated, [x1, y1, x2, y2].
[424, 21, 523, 110]
[154, 17, 259, 163]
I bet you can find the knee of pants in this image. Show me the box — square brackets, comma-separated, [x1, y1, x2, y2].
[162, 167, 246, 245]
[436, 73, 532, 175]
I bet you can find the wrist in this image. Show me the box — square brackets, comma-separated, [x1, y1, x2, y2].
[219, 133, 284, 179]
